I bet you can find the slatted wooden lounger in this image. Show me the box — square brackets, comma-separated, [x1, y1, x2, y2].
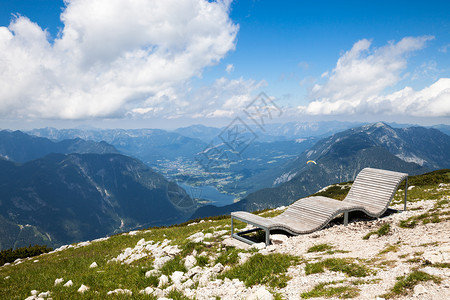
[231, 168, 408, 245]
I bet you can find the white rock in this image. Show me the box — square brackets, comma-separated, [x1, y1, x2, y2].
[423, 246, 450, 264]
[4, 276, 10, 280]
[140, 287, 154, 295]
[413, 284, 428, 295]
[153, 288, 164, 298]
[211, 263, 224, 274]
[204, 233, 213, 239]
[251, 242, 266, 250]
[164, 245, 181, 256]
[198, 272, 212, 287]
[214, 230, 229, 237]
[270, 234, 288, 245]
[38, 291, 50, 298]
[164, 284, 179, 294]
[31, 290, 38, 296]
[408, 185, 415, 190]
[158, 275, 169, 287]
[25, 297, 35, 300]
[154, 256, 172, 270]
[63, 280, 73, 287]
[186, 266, 203, 278]
[107, 289, 132, 295]
[170, 271, 185, 285]
[137, 238, 146, 246]
[77, 284, 89, 293]
[128, 231, 138, 235]
[193, 237, 204, 243]
[248, 286, 273, 300]
[184, 255, 197, 270]
[145, 269, 160, 278]
[89, 262, 98, 268]
[238, 252, 251, 264]
[188, 232, 204, 241]
[76, 241, 91, 248]
[181, 279, 194, 289]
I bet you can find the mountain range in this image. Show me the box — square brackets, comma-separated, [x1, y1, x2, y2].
[0, 151, 194, 250]
[191, 122, 449, 218]
[0, 130, 118, 162]
[1, 121, 449, 249]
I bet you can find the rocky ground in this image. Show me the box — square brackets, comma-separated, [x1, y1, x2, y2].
[274, 199, 450, 299]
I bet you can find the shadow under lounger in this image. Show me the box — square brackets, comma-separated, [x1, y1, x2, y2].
[231, 167, 408, 245]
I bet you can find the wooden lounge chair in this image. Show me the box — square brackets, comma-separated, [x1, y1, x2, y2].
[231, 168, 408, 245]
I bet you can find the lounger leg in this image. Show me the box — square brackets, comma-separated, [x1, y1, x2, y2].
[265, 229, 270, 246]
[231, 217, 234, 237]
[404, 177, 408, 211]
[344, 212, 348, 226]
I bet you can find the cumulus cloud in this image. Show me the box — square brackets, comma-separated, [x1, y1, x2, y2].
[0, 0, 238, 119]
[225, 64, 234, 74]
[130, 76, 267, 119]
[299, 36, 450, 117]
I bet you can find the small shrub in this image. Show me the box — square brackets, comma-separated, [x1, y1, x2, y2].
[363, 223, 390, 240]
[305, 258, 372, 277]
[146, 275, 159, 287]
[215, 247, 240, 266]
[307, 243, 333, 253]
[0, 245, 53, 266]
[167, 289, 190, 300]
[381, 270, 441, 297]
[301, 281, 359, 299]
[378, 244, 400, 255]
[196, 255, 209, 267]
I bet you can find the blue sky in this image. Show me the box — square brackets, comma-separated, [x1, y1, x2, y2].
[0, 0, 449, 129]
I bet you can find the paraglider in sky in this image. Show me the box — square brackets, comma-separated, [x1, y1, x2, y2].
[306, 160, 317, 165]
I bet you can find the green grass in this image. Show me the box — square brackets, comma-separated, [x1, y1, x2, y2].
[215, 247, 241, 266]
[399, 210, 449, 228]
[311, 182, 352, 200]
[159, 256, 187, 276]
[166, 289, 191, 300]
[196, 255, 209, 267]
[219, 253, 300, 288]
[381, 270, 442, 298]
[305, 258, 374, 277]
[307, 243, 333, 253]
[363, 223, 390, 240]
[0, 216, 235, 299]
[378, 244, 400, 255]
[301, 281, 359, 299]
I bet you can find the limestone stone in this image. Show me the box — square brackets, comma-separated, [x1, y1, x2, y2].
[77, 284, 89, 293]
[184, 255, 197, 270]
[248, 287, 274, 300]
[158, 275, 169, 287]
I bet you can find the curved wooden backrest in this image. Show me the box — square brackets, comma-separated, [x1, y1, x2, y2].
[343, 168, 408, 215]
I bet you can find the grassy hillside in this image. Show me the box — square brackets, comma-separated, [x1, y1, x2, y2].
[0, 170, 449, 299]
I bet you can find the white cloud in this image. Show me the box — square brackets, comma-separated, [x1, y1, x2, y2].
[130, 76, 267, 119]
[0, 0, 238, 120]
[298, 36, 450, 117]
[225, 64, 234, 74]
[438, 43, 450, 53]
